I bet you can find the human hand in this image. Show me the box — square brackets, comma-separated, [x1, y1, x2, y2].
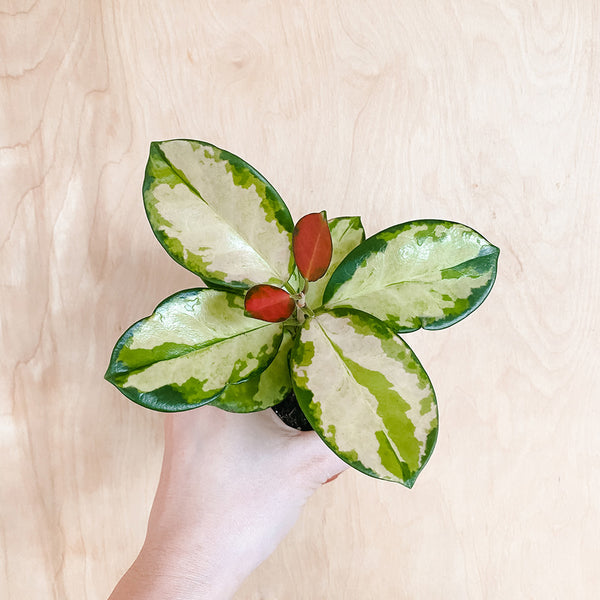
[109, 405, 348, 599]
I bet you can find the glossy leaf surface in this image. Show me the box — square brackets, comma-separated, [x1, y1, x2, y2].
[291, 309, 438, 486]
[292, 211, 333, 281]
[143, 140, 294, 291]
[305, 216, 365, 309]
[286, 266, 304, 295]
[211, 330, 294, 412]
[105, 289, 283, 411]
[323, 220, 499, 333]
[245, 284, 295, 322]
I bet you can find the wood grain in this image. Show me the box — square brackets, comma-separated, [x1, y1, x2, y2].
[2, 1, 599, 598]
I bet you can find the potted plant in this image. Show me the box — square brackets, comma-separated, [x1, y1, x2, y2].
[105, 139, 499, 487]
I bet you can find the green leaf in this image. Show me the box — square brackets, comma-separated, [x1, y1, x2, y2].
[286, 266, 304, 294]
[105, 289, 284, 412]
[143, 140, 294, 291]
[291, 309, 438, 486]
[305, 216, 365, 310]
[210, 330, 294, 412]
[322, 220, 499, 333]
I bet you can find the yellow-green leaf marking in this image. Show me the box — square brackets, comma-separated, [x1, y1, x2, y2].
[323, 220, 499, 333]
[105, 289, 284, 411]
[144, 140, 294, 291]
[291, 309, 438, 486]
[211, 330, 294, 413]
[305, 216, 365, 310]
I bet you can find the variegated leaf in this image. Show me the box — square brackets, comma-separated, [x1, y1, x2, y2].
[105, 289, 283, 411]
[323, 220, 499, 333]
[305, 216, 365, 309]
[291, 309, 438, 486]
[210, 330, 294, 412]
[144, 140, 294, 291]
[286, 266, 304, 295]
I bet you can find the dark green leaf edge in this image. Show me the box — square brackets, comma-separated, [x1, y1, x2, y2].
[328, 215, 366, 241]
[105, 288, 284, 412]
[322, 219, 500, 333]
[209, 330, 297, 413]
[291, 308, 439, 487]
[305, 215, 366, 309]
[143, 140, 295, 294]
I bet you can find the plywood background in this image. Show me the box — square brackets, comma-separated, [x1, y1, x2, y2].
[2, 1, 599, 598]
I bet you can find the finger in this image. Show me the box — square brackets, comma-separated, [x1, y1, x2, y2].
[319, 451, 349, 484]
[295, 430, 350, 485]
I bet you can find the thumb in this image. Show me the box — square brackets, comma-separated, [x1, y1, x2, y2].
[297, 430, 350, 486]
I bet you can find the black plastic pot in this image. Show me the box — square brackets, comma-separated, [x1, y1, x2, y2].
[271, 390, 313, 431]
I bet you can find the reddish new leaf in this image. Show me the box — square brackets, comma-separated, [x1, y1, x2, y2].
[244, 285, 295, 322]
[292, 211, 333, 281]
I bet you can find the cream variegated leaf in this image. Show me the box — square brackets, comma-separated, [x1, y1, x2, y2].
[305, 216, 365, 309]
[291, 309, 438, 486]
[105, 289, 284, 411]
[144, 140, 294, 291]
[210, 330, 294, 412]
[323, 220, 499, 332]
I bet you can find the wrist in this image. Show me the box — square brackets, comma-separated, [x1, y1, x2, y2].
[110, 540, 241, 600]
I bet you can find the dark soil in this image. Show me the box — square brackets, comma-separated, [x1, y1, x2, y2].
[272, 390, 313, 431]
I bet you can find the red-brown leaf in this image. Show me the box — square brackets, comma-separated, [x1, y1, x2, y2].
[244, 285, 295, 322]
[292, 211, 333, 281]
